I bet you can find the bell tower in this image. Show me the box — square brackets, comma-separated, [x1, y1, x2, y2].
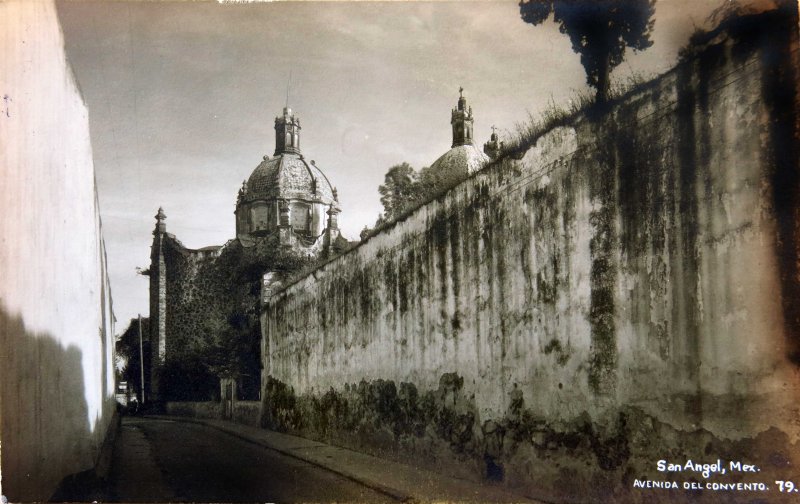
[274, 107, 301, 155]
[451, 87, 474, 148]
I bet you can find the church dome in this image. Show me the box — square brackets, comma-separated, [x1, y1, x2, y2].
[235, 106, 341, 242]
[427, 88, 489, 182]
[243, 153, 334, 204]
[428, 144, 489, 180]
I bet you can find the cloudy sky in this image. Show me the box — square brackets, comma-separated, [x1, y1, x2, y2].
[57, 0, 731, 331]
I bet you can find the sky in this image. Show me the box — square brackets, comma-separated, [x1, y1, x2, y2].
[56, 0, 734, 332]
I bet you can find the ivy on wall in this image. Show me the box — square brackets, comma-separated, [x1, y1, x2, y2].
[160, 235, 312, 401]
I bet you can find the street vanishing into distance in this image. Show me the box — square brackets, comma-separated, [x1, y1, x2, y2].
[108, 417, 396, 503]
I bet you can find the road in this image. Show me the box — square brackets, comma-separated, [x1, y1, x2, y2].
[108, 416, 396, 503]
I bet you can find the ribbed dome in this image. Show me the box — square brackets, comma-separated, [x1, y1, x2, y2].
[428, 144, 489, 180]
[243, 153, 334, 203]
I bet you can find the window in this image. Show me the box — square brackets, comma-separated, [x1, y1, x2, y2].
[291, 202, 310, 232]
[251, 204, 269, 231]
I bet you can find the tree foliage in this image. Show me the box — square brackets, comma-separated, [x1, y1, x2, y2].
[519, 0, 656, 102]
[160, 238, 313, 401]
[202, 312, 261, 383]
[377, 162, 450, 223]
[378, 163, 423, 220]
[115, 317, 150, 399]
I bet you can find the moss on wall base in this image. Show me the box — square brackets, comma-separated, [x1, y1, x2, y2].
[262, 374, 799, 503]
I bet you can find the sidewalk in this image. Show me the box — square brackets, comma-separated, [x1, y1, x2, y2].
[148, 414, 545, 503]
[108, 418, 178, 501]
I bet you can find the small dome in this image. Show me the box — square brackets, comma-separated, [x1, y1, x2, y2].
[243, 152, 335, 203]
[428, 144, 489, 182]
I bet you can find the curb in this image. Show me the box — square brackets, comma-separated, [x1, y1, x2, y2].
[146, 415, 415, 503]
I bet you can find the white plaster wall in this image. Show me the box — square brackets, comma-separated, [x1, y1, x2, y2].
[0, 0, 116, 500]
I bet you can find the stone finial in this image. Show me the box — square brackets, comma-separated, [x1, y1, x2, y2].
[326, 204, 340, 231]
[154, 207, 167, 234]
[333, 187, 339, 201]
[237, 180, 248, 204]
[322, 204, 342, 259]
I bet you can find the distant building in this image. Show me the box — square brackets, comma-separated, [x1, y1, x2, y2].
[235, 106, 341, 251]
[147, 92, 497, 402]
[148, 106, 346, 403]
[427, 88, 492, 183]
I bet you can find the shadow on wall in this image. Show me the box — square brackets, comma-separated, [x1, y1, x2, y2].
[0, 304, 106, 502]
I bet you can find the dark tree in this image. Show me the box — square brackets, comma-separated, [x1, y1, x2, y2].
[116, 317, 150, 400]
[416, 164, 447, 194]
[377, 162, 462, 225]
[378, 162, 422, 220]
[203, 312, 261, 397]
[519, 0, 656, 103]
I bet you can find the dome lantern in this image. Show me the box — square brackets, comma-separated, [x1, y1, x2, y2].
[274, 106, 301, 155]
[451, 86, 475, 148]
[430, 88, 489, 184]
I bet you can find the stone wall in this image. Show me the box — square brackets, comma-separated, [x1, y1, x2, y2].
[166, 401, 223, 420]
[261, 8, 800, 503]
[0, 0, 117, 500]
[151, 236, 256, 401]
[160, 236, 224, 364]
[232, 401, 261, 426]
[166, 401, 261, 427]
[149, 227, 315, 402]
[152, 236, 230, 401]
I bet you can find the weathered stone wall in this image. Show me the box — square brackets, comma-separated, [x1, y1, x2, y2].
[261, 9, 800, 503]
[166, 401, 223, 420]
[153, 236, 235, 401]
[166, 401, 261, 427]
[232, 401, 261, 427]
[161, 238, 224, 362]
[149, 231, 167, 399]
[150, 231, 307, 401]
[0, 1, 117, 500]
